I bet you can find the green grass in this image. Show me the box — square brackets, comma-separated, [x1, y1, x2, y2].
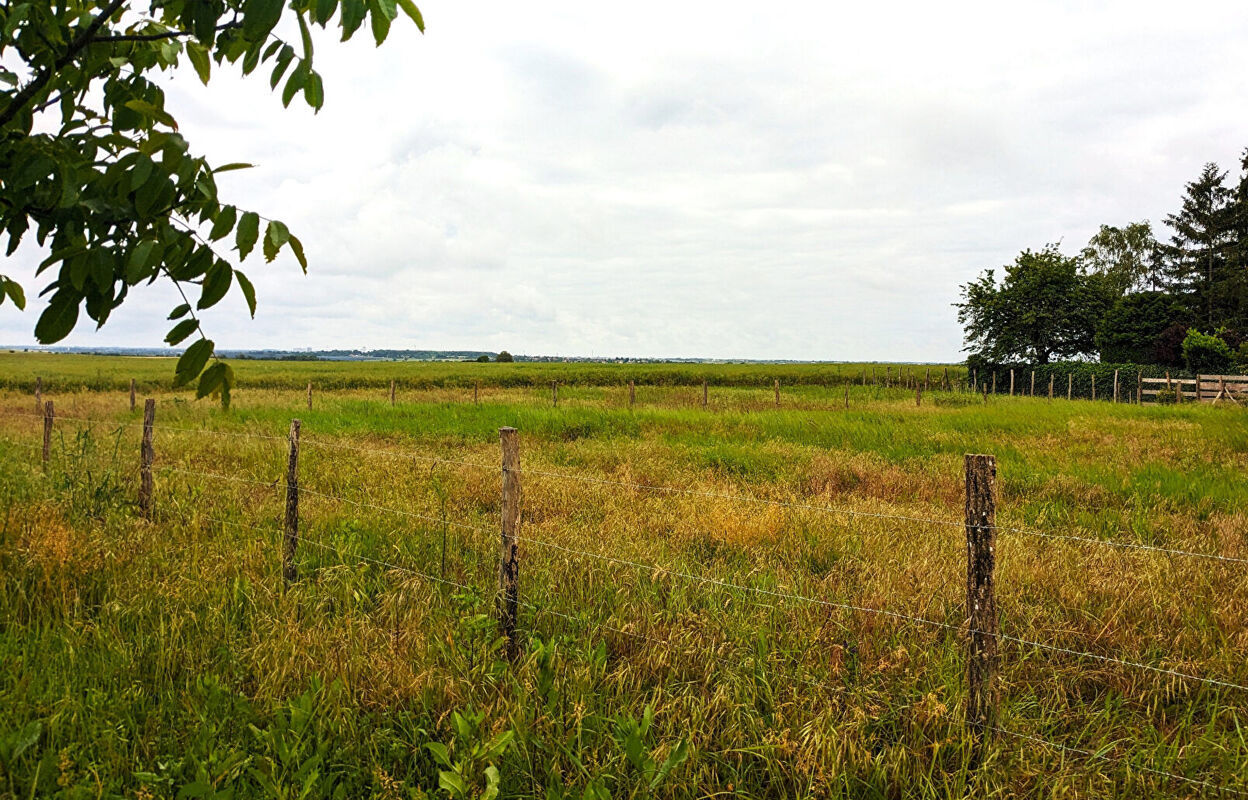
[0, 357, 1245, 798]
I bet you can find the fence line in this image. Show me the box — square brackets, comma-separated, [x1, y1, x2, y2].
[9, 407, 1246, 565]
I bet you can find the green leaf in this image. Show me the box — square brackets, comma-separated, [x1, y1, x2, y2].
[175, 338, 214, 386]
[397, 0, 424, 31]
[236, 212, 260, 260]
[424, 743, 451, 768]
[270, 45, 295, 89]
[340, 0, 366, 40]
[187, 41, 212, 85]
[263, 219, 290, 262]
[287, 235, 308, 273]
[168, 303, 191, 320]
[126, 239, 159, 284]
[437, 771, 469, 799]
[304, 71, 324, 112]
[649, 737, 689, 789]
[124, 99, 178, 130]
[35, 293, 80, 343]
[213, 163, 257, 174]
[196, 361, 229, 398]
[368, 0, 392, 44]
[235, 270, 257, 317]
[281, 64, 307, 107]
[165, 318, 199, 345]
[209, 205, 237, 241]
[130, 154, 154, 191]
[375, 0, 398, 21]
[198, 261, 233, 309]
[315, 0, 338, 25]
[2, 278, 26, 310]
[243, 0, 285, 41]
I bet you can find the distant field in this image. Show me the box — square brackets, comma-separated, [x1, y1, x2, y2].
[0, 358, 1245, 797]
[0, 351, 967, 391]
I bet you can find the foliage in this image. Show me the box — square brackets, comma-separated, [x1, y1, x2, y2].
[1162, 162, 1234, 329]
[1182, 329, 1234, 373]
[495, 351, 513, 363]
[956, 245, 1111, 364]
[1094, 291, 1181, 363]
[1152, 322, 1190, 368]
[474, 355, 490, 363]
[0, 0, 424, 402]
[1081, 221, 1162, 296]
[1237, 342, 1248, 370]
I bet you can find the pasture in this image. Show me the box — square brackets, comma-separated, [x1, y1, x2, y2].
[0, 354, 1245, 798]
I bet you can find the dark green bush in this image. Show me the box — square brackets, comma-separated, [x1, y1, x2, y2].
[1182, 330, 1233, 373]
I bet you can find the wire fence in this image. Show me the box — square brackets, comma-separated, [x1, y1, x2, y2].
[2, 405, 1246, 794]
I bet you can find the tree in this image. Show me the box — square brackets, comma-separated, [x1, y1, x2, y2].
[1221, 148, 1248, 331]
[956, 245, 1110, 364]
[495, 351, 513, 363]
[1161, 162, 1233, 329]
[0, 0, 424, 404]
[1094, 290, 1180, 363]
[1181, 329, 1233, 373]
[1080, 221, 1161, 296]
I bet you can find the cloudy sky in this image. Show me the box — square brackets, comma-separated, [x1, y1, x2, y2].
[4, 0, 1248, 359]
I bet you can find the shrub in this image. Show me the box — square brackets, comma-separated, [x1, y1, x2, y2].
[1095, 291, 1177, 363]
[475, 355, 490, 363]
[1181, 329, 1233, 374]
[496, 351, 514, 363]
[1236, 343, 1248, 371]
[1152, 323, 1188, 367]
[1154, 387, 1178, 405]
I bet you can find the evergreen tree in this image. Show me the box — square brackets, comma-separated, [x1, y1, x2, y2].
[1161, 163, 1232, 328]
[1222, 149, 1248, 331]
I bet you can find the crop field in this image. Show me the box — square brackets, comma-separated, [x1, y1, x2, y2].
[0, 354, 1246, 798]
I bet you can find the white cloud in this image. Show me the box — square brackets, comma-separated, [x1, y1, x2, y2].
[3, 0, 1247, 359]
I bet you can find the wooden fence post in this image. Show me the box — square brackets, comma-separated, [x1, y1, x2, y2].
[1009, 369, 1014, 397]
[498, 427, 521, 661]
[390, 379, 396, 406]
[1030, 371, 1035, 396]
[34, 376, 42, 415]
[944, 367, 950, 391]
[551, 381, 558, 407]
[916, 385, 922, 407]
[629, 380, 635, 408]
[41, 400, 53, 468]
[1048, 374, 1053, 399]
[1113, 369, 1119, 403]
[283, 419, 301, 584]
[129, 378, 136, 411]
[306, 381, 312, 411]
[1136, 371, 1142, 404]
[1091, 373, 1096, 401]
[139, 399, 155, 517]
[964, 453, 999, 762]
[1067, 373, 1072, 400]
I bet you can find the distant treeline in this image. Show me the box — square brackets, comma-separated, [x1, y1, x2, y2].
[959, 152, 1248, 376]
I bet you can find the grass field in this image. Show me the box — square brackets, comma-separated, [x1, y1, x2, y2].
[0, 355, 1245, 798]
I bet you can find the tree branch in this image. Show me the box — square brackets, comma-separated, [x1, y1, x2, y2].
[0, 0, 128, 130]
[92, 21, 240, 43]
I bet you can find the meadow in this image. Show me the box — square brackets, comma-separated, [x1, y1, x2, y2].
[0, 354, 1245, 799]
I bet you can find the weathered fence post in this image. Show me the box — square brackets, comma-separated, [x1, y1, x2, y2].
[283, 419, 301, 584]
[1009, 369, 1014, 397]
[551, 381, 558, 407]
[1030, 370, 1035, 396]
[129, 378, 136, 411]
[34, 376, 42, 415]
[390, 379, 396, 406]
[1136, 371, 1142, 404]
[916, 385, 922, 407]
[1113, 369, 1119, 403]
[1048, 374, 1053, 399]
[964, 453, 998, 762]
[306, 381, 312, 411]
[1067, 373, 1072, 400]
[944, 367, 950, 391]
[774, 378, 780, 407]
[498, 427, 521, 661]
[1091, 373, 1096, 401]
[629, 380, 635, 408]
[139, 399, 155, 517]
[41, 400, 53, 468]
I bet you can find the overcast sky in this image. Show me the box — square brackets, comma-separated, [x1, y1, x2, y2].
[3, 0, 1247, 360]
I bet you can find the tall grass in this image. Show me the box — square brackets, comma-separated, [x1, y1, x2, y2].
[0, 377, 1244, 798]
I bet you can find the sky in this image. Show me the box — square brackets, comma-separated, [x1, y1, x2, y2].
[3, 0, 1248, 360]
